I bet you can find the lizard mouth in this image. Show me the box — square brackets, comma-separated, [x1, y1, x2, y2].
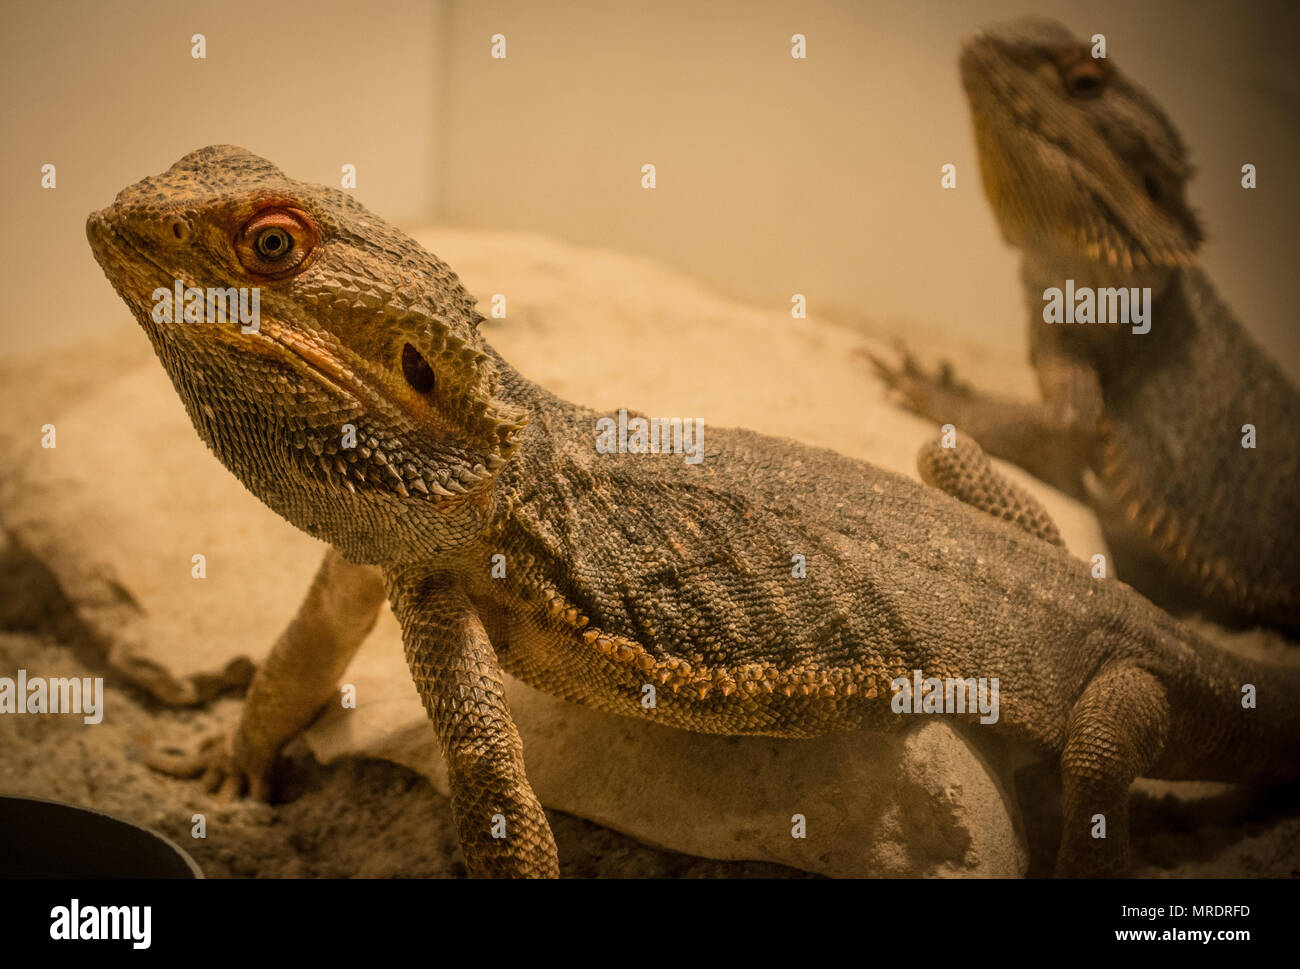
[236, 318, 373, 408]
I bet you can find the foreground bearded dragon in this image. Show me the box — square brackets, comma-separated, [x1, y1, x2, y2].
[871, 19, 1300, 634]
[87, 146, 1300, 877]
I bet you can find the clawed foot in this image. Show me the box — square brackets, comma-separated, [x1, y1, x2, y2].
[858, 342, 970, 419]
[140, 728, 274, 802]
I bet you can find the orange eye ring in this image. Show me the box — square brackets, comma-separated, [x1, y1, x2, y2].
[235, 207, 319, 279]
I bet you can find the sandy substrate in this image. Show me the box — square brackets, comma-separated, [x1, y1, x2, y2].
[5, 621, 1296, 877]
[0, 631, 810, 878]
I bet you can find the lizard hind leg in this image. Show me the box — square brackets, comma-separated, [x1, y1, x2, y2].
[917, 433, 1065, 547]
[1056, 659, 1171, 876]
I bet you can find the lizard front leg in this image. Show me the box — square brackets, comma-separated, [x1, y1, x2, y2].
[865, 345, 1103, 495]
[386, 568, 559, 878]
[146, 547, 386, 799]
[1056, 659, 1170, 876]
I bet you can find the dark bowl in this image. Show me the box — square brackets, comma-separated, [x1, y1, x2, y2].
[0, 795, 203, 878]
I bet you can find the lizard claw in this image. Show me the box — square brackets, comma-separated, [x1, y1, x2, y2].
[139, 729, 273, 803]
[857, 342, 968, 418]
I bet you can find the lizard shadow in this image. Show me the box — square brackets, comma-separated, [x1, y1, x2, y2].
[1013, 760, 1300, 876]
[1098, 514, 1269, 633]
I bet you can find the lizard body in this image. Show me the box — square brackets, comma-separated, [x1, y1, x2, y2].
[88, 146, 1300, 877]
[873, 19, 1300, 633]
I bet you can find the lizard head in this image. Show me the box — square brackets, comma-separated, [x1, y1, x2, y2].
[960, 18, 1203, 285]
[87, 145, 528, 560]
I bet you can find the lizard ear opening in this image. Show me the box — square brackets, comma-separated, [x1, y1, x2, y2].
[402, 343, 437, 393]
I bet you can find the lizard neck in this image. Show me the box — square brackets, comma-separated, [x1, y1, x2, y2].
[1019, 254, 1183, 374]
[1020, 250, 1179, 304]
[492, 348, 594, 500]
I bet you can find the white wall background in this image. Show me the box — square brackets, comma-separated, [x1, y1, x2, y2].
[2, 0, 1296, 377]
[0, 0, 442, 356]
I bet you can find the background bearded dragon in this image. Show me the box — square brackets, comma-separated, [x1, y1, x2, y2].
[88, 146, 1300, 877]
[871, 18, 1300, 635]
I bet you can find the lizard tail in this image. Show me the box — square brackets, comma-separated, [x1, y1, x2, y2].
[1156, 625, 1300, 786]
[916, 434, 1064, 547]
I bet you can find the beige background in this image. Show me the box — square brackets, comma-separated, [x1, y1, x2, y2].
[2, 0, 1296, 376]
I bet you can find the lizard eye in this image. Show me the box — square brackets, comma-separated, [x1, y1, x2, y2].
[1062, 57, 1110, 99]
[401, 343, 436, 393]
[236, 208, 317, 279]
[255, 226, 292, 259]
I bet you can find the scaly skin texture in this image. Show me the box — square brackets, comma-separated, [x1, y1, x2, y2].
[872, 18, 1300, 634]
[89, 146, 1300, 877]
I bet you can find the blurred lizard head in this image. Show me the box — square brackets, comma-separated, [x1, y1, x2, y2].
[961, 18, 1203, 283]
[87, 145, 527, 558]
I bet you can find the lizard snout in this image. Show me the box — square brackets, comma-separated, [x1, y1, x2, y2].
[85, 208, 108, 242]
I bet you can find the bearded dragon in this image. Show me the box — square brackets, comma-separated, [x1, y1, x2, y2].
[871, 18, 1300, 634]
[87, 146, 1300, 877]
